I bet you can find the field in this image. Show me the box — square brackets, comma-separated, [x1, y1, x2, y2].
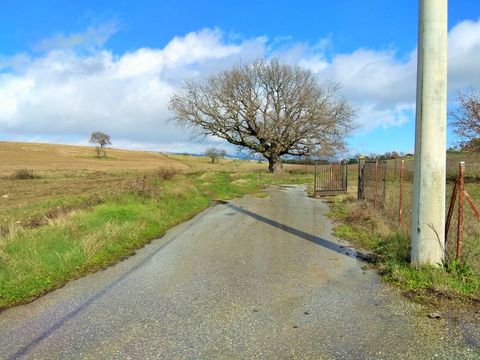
[0, 141, 312, 309]
[331, 155, 480, 302]
[0, 141, 263, 234]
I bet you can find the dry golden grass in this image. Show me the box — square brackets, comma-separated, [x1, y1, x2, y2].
[0, 141, 304, 235]
[164, 153, 267, 173]
[0, 141, 188, 176]
[0, 142, 187, 234]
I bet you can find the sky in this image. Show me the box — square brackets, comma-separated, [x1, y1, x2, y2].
[1, 0, 480, 156]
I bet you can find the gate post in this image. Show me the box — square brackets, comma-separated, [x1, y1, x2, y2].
[399, 160, 405, 226]
[457, 162, 465, 260]
[343, 162, 348, 191]
[374, 160, 379, 208]
[382, 161, 387, 208]
[357, 158, 362, 200]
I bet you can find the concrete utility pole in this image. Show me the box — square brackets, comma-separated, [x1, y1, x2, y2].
[411, 0, 448, 265]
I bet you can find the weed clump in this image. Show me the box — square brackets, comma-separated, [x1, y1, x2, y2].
[11, 168, 39, 180]
[125, 168, 181, 197]
[126, 175, 156, 197]
[155, 167, 180, 180]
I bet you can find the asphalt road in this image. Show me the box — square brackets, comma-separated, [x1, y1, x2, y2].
[0, 185, 478, 359]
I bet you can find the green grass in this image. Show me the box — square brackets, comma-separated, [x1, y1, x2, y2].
[0, 169, 311, 309]
[329, 196, 480, 303]
[331, 153, 480, 303]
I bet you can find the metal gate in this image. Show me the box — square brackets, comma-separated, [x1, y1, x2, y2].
[357, 159, 387, 208]
[314, 162, 348, 197]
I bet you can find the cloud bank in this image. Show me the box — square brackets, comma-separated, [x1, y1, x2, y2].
[1, 19, 480, 153]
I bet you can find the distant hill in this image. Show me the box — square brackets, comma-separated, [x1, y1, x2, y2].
[0, 141, 188, 176]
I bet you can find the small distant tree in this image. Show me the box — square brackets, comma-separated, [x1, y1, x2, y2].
[205, 147, 224, 163]
[89, 131, 111, 157]
[450, 89, 480, 152]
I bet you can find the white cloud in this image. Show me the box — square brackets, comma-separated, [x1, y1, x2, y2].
[33, 21, 120, 52]
[0, 28, 266, 152]
[295, 18, 480, 131]
[448, 18, 480, 91]
[312, 48, 418, 129]
[1, 19, 480, 153]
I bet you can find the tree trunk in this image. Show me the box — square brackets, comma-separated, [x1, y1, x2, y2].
[267, 157, 282, 173]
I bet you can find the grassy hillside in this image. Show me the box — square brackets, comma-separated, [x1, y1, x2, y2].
[0, 141, 189, 176]
[0, 142, 269, 230]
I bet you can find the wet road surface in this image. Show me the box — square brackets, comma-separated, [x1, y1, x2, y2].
[0, 185, 478, 359]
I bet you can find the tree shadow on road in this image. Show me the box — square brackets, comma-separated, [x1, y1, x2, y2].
[227, 203, 371, 262]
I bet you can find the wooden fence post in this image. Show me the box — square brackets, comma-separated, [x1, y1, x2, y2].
[457, 161, 465, 260]
[357, 159, 361, 200]
[344, 162, 348, 191]
[382, 161, 387, 208]
[445, 180, 459, 243]
[394, 158, 398, 180]
[374, 160, 379, 208]
[399, 160, 405, 226]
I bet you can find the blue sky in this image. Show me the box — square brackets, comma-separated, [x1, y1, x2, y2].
[1, 1, 480, 155]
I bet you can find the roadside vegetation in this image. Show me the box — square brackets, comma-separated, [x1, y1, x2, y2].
[330, 155, 480, 304]
[0, 142, 313, 309]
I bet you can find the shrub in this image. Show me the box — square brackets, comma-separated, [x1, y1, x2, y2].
[11, 169, 39, 180]
[126, 175, 155, 197]
[155, 167, 180, 180]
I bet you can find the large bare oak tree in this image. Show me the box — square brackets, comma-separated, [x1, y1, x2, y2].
[169, 60, 355, 172]
[450, 89, 480, 152]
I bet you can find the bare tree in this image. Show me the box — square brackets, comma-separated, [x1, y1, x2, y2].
[450, 89, 480, 152]
[170, 59, 355, 173]
[205, 147, 227, 163]
[205, 147, 220, 163]
[89, 131, 111, 157]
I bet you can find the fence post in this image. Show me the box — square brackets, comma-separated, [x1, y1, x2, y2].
[457, 161, 465, 260]
[329, 164, 333, 190]
[445, 179, 459, 243]
[399, 160, 405, 226]
[344, 162, 348, 191]
[357, 159, 361, 200]
[394, 158, 398, 180]
[382, 161, 387, 208]
[374, 160, 379, 208]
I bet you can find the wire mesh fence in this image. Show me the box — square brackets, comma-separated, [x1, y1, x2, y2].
[357, 160, 387, 208]
[354, 157, 480, 268]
